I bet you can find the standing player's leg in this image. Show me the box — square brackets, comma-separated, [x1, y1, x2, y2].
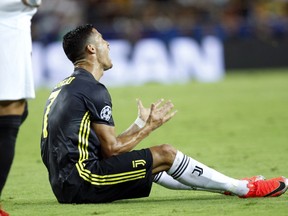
[150, 144, 288, 197]
[0, 100, 28, 196]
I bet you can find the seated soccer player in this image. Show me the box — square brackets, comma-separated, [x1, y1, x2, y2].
[40, 24, 288, 203]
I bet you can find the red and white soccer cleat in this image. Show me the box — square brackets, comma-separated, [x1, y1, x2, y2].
[240, 176, 288, 198]
[242, 175, 265, 183]
[224, 175, 265, 196]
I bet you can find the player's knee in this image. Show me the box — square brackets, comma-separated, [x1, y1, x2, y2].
[158, 144, 177, 162]
[150, 144, 178, 172]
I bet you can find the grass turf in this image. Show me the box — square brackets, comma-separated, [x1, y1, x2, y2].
[1, 68, 288, 215]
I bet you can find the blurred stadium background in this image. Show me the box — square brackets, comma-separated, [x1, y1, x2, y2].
[30, 0, 288, 88]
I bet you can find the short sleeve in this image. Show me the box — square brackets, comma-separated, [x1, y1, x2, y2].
[83, 83, 115, 126]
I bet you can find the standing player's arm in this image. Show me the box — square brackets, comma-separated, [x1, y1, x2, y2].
[92, 99, 177, 158]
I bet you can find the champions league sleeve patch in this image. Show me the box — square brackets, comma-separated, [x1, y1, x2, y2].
[100, 105, 112, 121]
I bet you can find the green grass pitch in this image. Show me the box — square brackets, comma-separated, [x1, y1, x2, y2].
[1, 68, 288, 216]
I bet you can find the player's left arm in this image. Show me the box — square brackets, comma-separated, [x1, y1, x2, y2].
[92, 122, 151, 158]
[92, 99, 177, 158]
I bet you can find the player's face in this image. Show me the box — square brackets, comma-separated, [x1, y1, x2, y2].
[93, 29, 113, 71]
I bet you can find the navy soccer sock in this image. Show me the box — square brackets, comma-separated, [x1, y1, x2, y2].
[0, 115, 22, 196]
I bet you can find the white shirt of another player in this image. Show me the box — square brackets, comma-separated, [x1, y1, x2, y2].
[0, 0, 40, 29]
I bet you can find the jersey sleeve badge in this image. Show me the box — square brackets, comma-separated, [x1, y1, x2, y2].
[100, 105, 112, 121]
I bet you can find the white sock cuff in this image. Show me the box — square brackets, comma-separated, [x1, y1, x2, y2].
[153, 172, 164, 183]
[167, 151, 190, 179]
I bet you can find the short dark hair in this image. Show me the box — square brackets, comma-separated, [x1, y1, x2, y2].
[62, 24, 94, 63]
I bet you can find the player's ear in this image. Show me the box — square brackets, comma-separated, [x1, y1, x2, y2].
[86, 44, 96, 54]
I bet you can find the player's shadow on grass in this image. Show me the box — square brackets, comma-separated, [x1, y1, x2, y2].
[3, 193, 234, 207]
[115, 193, 233, 205]
[3, 198, 57, 206]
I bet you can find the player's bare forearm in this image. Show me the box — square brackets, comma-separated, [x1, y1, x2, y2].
[94, 120, 154, 158]
[119, 99, 175, 137]
[115, 101, 177, 152]
[118, 122, 141, 137]
[115, 125, 153, 152]
[100, 99, 177, 158]
[115, 99, 177, 152]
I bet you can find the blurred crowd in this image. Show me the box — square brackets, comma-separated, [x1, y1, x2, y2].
[32, 0, 288, 45]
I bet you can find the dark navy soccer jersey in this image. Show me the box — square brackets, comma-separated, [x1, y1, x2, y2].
[40, 68, 114, 194]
